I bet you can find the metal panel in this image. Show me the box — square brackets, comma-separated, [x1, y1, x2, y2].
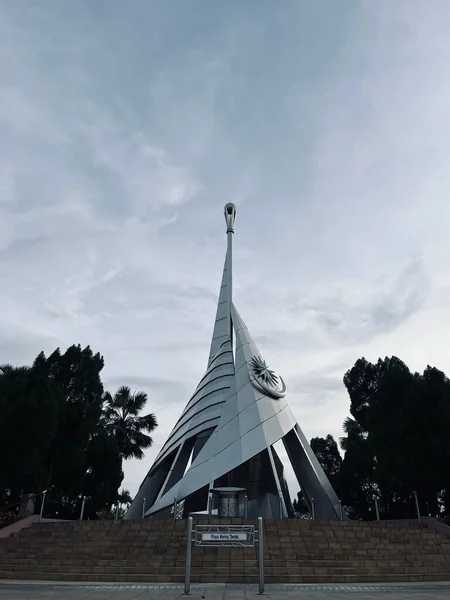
[283, 425, 343, 520]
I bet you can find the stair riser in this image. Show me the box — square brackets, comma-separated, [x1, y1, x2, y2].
[2, 520, 450, 584]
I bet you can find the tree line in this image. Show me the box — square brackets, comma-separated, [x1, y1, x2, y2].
[294, 356, 450, 521]
[2, 347, 449, 522]
[0, 345, 157, 520]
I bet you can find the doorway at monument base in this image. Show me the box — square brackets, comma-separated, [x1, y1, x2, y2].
[147, 446, 295, 520]
[209, 447, 294, 519]
[144, 421, 343, 521]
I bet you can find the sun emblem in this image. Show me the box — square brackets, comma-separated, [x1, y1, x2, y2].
[250, 355, 287, 399]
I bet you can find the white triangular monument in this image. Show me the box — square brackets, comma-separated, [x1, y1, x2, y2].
[125, 204, 344, 520]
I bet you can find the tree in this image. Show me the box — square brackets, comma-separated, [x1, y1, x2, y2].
[82, 428, 124, 519]
[97, 489, 133, 521]
[0, 346, 131, 520]
[44, 346, 106, 513]
[293, 490, 309, 517]
[0, 363, 61, 503]
[103, 386, 157, 460]
[310, 435, 342, 483]
[340, 356, 450, 519]
[292, 435, 342, 517]
[117, 488, 133, 508]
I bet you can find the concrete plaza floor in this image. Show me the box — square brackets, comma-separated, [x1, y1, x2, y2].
[1, 582, 450, 600]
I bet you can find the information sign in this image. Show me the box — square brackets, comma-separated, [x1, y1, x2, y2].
[201, 531, 248, 542]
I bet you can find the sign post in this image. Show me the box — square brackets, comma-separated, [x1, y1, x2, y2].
[183, 519, 264, 595]
[184, 517, 193, 595]
[257, 517, 264, 595]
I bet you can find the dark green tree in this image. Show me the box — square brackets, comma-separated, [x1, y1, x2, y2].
[83, 428, 124, 519]
[292, 435, 342, 517]
[0, 346, 131, 521]
[338, 416, 376, 520]
[340, 356, 450, 519]
[103, 386, 157, 460]
[117, 488, 133, 508]
[0, 363, 61, 504]
[292, 490, 309, 517]
[310, 434, 342, 483]
[44, 345, 106, 514]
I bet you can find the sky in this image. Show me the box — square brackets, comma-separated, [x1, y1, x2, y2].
[1, 0, 450, 499]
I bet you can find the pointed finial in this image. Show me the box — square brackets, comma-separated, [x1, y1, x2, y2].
[224, 203, 236, 233]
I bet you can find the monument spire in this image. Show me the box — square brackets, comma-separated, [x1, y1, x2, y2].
[207, 203, 236, 367]
[125, 203, 345, 521]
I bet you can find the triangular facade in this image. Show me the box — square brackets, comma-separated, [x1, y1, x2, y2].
[125, 204, 344, 520]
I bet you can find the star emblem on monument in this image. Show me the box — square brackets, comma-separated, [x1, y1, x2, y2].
[250, 356, 279, 387]
[250, 355, 287, 399]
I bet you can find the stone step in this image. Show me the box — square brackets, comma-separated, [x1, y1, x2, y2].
[2, 518, 450, 585]
[18, 531, 445, 538]
[17, 537, 448, 547]
[1, 570, 450, 585]
[1, 564, 449, 577]
[3, 550, 447, 561]
[24, 519, 433, 535]
[2, 557, 449, 569]
[23, 526, 425, 535]
[4, 553, 446, 564]
[0, 537, 445, 548]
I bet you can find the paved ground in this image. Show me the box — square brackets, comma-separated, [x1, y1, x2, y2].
[1, 582, 450, 600]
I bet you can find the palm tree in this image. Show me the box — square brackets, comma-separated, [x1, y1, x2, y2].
[339, 416, 367, 452]
[117, 488, 132, 508]
[103, 386, 157, 460]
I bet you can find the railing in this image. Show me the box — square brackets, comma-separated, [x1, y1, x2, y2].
[369, 491, 423, 523]
[0, 492, 133, 526]
[296, 490, 430, 523]
[0, 490, 47, 529]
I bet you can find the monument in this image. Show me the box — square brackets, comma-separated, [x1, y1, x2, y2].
[125, 204, 344, 520]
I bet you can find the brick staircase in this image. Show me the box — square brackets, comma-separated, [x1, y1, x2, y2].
[1, 518, 450, 584]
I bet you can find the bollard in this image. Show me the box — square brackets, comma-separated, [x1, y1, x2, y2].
[338, 500, 344, 520]
[184, 517, 193, 595]
[173, 497, 177, 520]
[79, 496, 86, 521]
[115, 504, 120, 521]
[141, 497, 146, 520]
[39, 490, 47, 523]
[311, 497, 315, 520]
[244, 495, 248, 518]
[258, 517, 265, 595]
[374, 496, 380, 521]
[413, 491, 421, 524]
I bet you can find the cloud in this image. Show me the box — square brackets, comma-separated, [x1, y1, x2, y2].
[103, 376, 188, 407]
[1, 0, 450, 499]
[310, 256, 430, 344]
[289, 371, 344, 398]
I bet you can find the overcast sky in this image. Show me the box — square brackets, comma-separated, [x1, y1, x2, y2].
[1, 0, 450, 498]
